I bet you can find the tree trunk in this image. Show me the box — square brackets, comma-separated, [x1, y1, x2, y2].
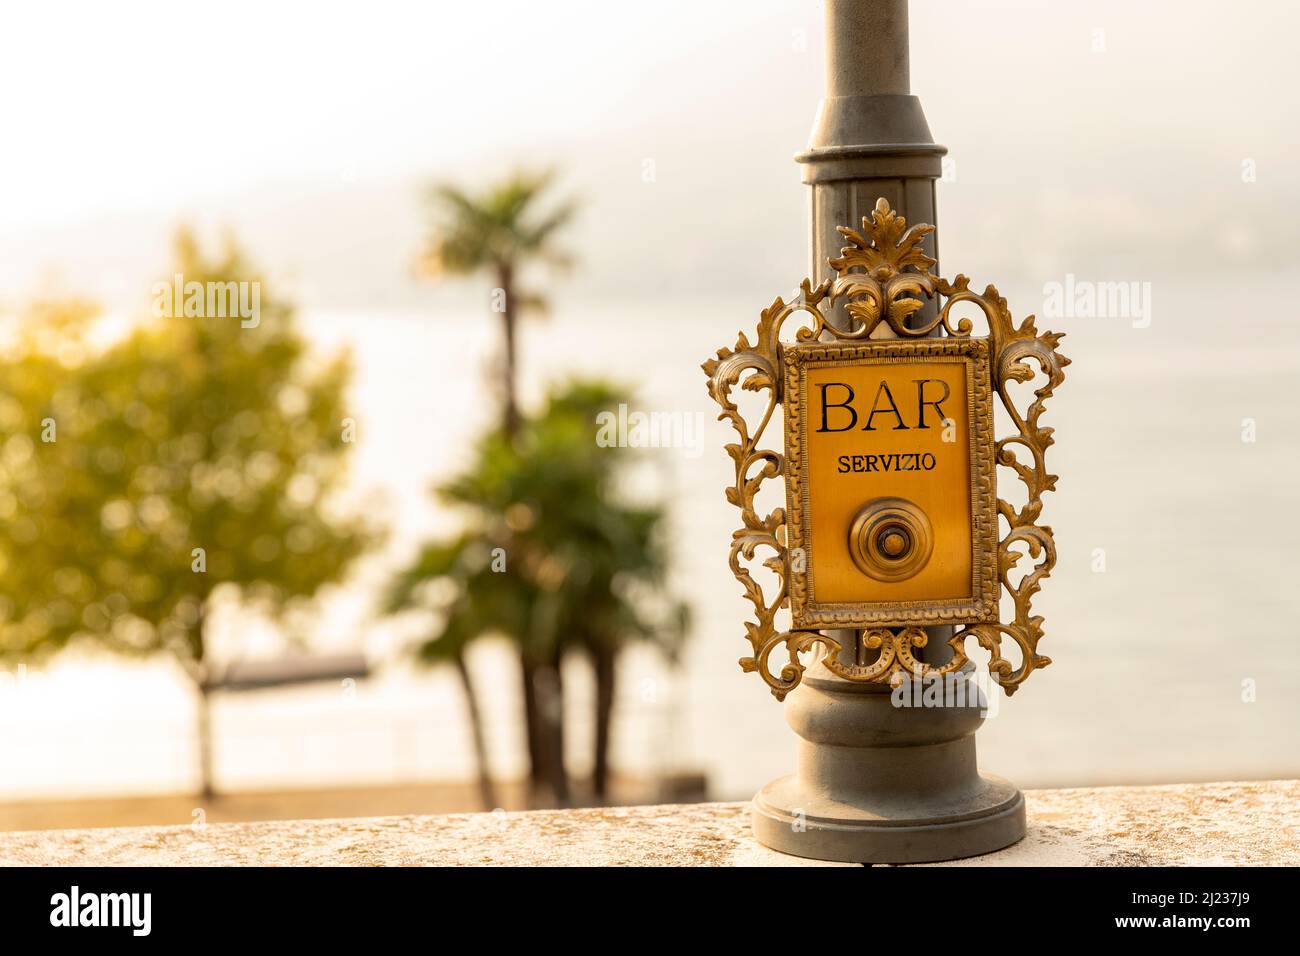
[498, 263, 537, 802]
[196, 679, 215, 800]
[453, 652, 496, 810]
[497, 263, 520, 438]
[521, 652, 569, 807]
[187, 601, 216, 800]
[538, 657, 569, 804]
[592, 643, 617, 800]
[496, 262, 557, 804]
[520, 655, 545, 801]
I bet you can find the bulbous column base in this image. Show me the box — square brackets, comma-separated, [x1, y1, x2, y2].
[750, 664, 1026, 863]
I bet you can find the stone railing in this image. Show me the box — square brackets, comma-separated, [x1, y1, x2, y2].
[0, 780, 1294, 866]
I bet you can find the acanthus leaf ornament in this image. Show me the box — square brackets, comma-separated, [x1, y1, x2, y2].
[703, 198, 1069, 701]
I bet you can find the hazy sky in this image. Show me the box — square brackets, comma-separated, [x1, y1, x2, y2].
[2, 0, 1296, 309]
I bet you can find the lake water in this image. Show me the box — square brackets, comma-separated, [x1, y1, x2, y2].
[3, 274, 1298, 801]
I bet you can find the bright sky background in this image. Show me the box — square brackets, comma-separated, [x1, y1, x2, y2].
[2, 0, 1296, 311]
[2, 0, 799, 226]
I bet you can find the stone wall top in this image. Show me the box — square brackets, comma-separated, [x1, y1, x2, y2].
[0, 780, 1295, 867]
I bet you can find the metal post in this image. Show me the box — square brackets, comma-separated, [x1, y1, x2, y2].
[749, 0, 1027, 864]
[802, 0, 941, 328]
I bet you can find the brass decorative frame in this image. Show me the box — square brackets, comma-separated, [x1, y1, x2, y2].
[782, 337, 999, 629]
[703, 198, 1069, 700]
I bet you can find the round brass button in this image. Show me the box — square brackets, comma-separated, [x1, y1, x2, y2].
[877, 526, 911, 559]
[848, 498, 934, 582]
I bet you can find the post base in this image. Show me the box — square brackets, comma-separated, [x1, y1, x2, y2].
[752, 773, 1025, 864]
[749, 663, 1026, 864]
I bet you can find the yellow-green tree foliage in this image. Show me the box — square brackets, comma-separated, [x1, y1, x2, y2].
[0, 231, 376, 679]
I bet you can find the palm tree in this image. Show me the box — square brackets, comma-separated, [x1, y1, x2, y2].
[386, 380, 687, 806]
[420, 169, 576, 437]
[524, 383, 690, 797]
[420, 170, 576, 800]
[437, 380, 688, 800]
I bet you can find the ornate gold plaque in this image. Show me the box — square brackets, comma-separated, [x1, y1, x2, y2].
[783, 338, 998, 629]
[703, 199, 1069, 700]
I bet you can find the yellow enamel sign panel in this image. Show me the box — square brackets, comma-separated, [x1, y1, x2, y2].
[782, 339, 999, 628]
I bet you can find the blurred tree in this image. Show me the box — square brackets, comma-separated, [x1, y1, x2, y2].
[385, 380, 686, 805]
[0, 231, 377, 797]
[419, 169, 575, 436]
[419, 169, 577, 797]
[501, 382, 688, 799]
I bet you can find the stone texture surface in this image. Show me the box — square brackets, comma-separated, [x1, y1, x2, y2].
[0, 780, 1294, 866]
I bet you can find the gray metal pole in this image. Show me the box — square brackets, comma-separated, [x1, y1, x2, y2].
[800, 0, 943, 320]
[823, 0, 910, 95]
[749, 0, 1026, 864]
